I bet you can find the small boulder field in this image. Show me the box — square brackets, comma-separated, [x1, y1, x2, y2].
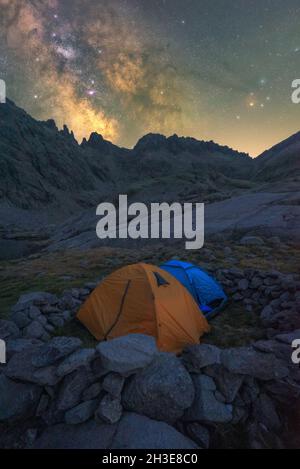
[0, 264, 299, 449]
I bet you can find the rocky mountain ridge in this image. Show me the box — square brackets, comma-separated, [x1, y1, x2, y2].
[0, 99, 270, 218]
[0, 99, 299, 258]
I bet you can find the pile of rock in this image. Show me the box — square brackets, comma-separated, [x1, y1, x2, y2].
[0, 332, 299, 449]
[0, 267, 299, 449]
[215, 268, 300, 332]
[7, 284, 97, 342]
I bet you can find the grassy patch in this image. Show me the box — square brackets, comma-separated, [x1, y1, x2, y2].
[0, 241, 298, 349]
[203, 302, 265, 348]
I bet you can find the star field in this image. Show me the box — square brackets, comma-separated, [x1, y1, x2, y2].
[0, 0, 300, 155]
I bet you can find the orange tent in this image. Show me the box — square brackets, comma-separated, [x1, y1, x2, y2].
[77, 263, 210, 353]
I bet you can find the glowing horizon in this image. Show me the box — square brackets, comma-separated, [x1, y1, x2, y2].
[1, 0, 300, 157]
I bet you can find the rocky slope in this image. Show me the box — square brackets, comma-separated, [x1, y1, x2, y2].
[0, 100, 128, 220]
[0, 99, 299, 260]
[254, 131, 300, 182]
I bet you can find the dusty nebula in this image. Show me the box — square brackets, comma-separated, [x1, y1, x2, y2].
[1, 0, 300, 155]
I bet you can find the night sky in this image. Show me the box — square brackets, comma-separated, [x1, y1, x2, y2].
[1, 0, 300, 156]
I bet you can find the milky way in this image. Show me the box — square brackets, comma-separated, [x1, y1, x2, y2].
[1, 0, 300, 155]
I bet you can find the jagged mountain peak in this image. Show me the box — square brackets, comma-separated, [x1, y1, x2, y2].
[81, 131, 123, 156]
[0, 98, 298, 225]
[134, 131, 250, 160]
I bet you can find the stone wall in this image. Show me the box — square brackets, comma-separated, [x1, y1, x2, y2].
[215, 267, 300, 332]
[0, 268, 299, 449]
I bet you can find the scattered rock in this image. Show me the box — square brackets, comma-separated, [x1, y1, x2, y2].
[41, 402, 65, 426]
[204, 364, 244, 403]
[96, 394, 123, 424]
[44, 324, 55, 333]
[25, 428, 38, 447]
[5, 338, 42, 359]
[102, 373, 125, 398]
[184, 375, 233, 423]
[0, 320, 20, 340]
[238, 279, 249, 290]
[62, 311, 71, 322]
[265, 379, 300, 404]
[82, 382, 102, 401]
[247, 421, 283, 450]
[123, 353, 194, 423]
[28, 306, 41, 320]
[32, 366, 62, 387]
[253, 393, 281, 432]
[253, 340, 291, 361]
[36, 315, 47, 327]
[275, 330, 300, 344]
[0, 374, 42, 421]
[31, 337, 82, 368]
[186, 423, 210, 449]
[57, 368, 90, 411]
[33, 420, 117, 449]
[11, 311, 31, 328]
[91, 358, 109, 379]
[182, 344, 221, 372]
[56, 348, 95, 377]
[240, 376, 260, 405]
[233, 293, 243, 301]
[96, 334, 158, 375]
[111, 413, 197, 449]
[48, 314, 64, 328]
[24, 321, 46, 340]
[224, 247, 232, 256]
[261, 305, 274, 324]
[64, 399, 99, 425]
[36, 394, 50, 417]
[12, 292, 58, 311]
[4, 347, 61, 386]
[221, 347, 289, 381]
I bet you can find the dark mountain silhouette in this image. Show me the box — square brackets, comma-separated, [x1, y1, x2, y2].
[0, 99, 299, 252]
[0, 99, 253, 219]
[254, 131, 300, 182]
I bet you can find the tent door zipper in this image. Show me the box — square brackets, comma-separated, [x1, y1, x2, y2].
[104, 280, 131, 340]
